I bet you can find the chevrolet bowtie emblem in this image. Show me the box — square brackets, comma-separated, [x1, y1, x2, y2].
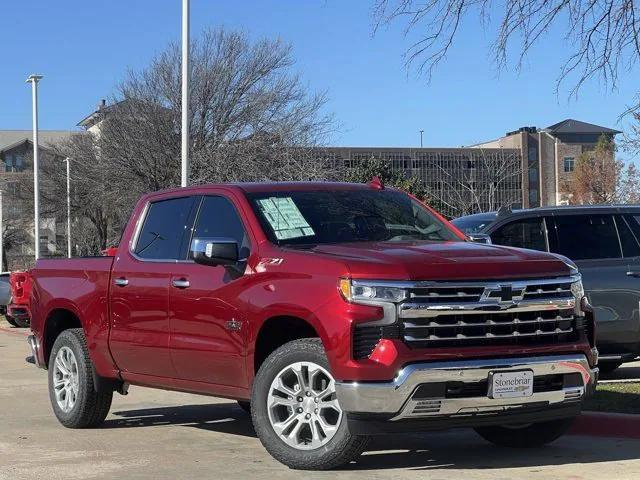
[225, 319, 242, 331]
[498, 285, 517, 302]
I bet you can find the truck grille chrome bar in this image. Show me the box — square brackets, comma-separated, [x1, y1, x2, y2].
[399, 276, 580, 349]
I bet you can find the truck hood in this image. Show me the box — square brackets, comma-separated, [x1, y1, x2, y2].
[304, 241, 572, 281]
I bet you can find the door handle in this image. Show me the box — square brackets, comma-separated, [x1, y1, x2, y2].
[172, 278, 190, 289]
[627, 271, 640, 278]
[114, 277, 129, 287]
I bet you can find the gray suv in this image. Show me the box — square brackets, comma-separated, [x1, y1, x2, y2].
[453, 205, 640, 373]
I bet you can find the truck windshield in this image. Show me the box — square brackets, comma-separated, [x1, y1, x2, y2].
[246, 189, 460, 246]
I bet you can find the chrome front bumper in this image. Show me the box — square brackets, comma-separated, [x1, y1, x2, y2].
[336, 354, 597, 421]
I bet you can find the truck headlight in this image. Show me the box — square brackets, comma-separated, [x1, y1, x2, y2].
[339, 278, 406, 327]
[570, 277, 585, 314]
[339, 278, 407, 303]
[571, 278, 584, 300]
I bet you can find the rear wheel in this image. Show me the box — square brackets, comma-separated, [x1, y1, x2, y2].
[48, 328, 113, 428]
[474, 418, 575, 448]
[251, 338, 369, 470]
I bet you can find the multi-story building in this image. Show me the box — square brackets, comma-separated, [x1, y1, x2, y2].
[473, 119, 621, 208]
[326, 119, 620, 217]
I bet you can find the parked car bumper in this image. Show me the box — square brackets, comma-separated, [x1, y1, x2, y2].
[335, 354, 597, 428]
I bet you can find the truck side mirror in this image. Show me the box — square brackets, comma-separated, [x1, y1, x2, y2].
[468, 233, 492, 244]
[191, 238, 239, 267]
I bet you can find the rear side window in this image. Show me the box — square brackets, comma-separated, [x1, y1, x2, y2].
[192, 196, 250, 257]
[551, 214, 621, 260]
[135, 197, 196, 260]
[491, 218, 547, 252]
[617, 215, 640, 257]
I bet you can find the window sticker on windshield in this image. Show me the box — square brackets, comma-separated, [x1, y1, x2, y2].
[257, 197, 315, 240]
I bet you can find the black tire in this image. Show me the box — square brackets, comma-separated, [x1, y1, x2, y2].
[237, 400, 251, 414]
[599, 360, 623, 375]
[474, 417, 575, 448]
[4, 315, 19, 327]
[48, 328, 113, 428]
[251, 338, 369, 470]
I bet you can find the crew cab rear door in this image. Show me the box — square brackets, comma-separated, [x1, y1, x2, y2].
[547, 212, 640, 353]
[109, 195, 198, 378]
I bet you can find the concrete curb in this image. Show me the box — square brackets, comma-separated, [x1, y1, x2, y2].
[570, 412, 640, 440]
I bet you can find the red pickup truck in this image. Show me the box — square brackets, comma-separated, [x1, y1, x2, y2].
[28, 181, 598, 470]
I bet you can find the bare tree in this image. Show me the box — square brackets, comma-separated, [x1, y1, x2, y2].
[430, 149, 522, 216]
[372, 0, 640, 101]
[100, 27, 336, 194]
[1, 217, 29, 271]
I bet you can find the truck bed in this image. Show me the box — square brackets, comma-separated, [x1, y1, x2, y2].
[29, 257, 115, 371]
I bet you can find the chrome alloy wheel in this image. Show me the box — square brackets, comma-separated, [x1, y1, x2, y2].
[267, 361, 342, 450]
[53, 346, 79, 413]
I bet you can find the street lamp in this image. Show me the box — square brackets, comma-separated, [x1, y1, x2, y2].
[26, 74, 43, 260]
[64, 157, 71, 258]
[181, 0, 190, 187]
[420, 130, 424, 148]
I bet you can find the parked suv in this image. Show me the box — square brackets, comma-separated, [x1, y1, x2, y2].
[453, 205, 640, 372]
[28, 182, 597, 470]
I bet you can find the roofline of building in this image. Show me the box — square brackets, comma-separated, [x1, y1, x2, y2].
[320, 145, 521, 151]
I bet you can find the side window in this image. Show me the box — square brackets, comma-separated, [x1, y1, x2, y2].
[135, 196, 196, 260]
[491, 218, 547, 251]
[192, 196, 249, 257]
[618, 215, 640, 258]
[552, 214, 621, 260]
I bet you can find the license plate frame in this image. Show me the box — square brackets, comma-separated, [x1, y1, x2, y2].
[488, 369, 534, 399]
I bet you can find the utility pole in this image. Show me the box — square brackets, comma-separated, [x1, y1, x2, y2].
[181, 0, 190, 187]
[420, 130, 424, 148]
[65, 157, 72, 258]
[26, 74, 43, 260]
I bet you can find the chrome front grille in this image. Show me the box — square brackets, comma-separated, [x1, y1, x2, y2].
[399, 276, 580, 349]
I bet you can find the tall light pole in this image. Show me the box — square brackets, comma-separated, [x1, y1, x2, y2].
[26, 74, 43, 260]
[420, 130, 424, 148]
[181, 0, 190, 187]
[64, 157, 72, 258]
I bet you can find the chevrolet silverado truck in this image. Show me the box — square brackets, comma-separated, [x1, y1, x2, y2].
[28, 181, 598, 470]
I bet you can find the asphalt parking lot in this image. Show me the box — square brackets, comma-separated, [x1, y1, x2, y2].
[2, 324, 640, 480]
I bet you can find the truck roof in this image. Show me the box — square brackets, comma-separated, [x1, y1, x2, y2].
[142, 181, 386, 199]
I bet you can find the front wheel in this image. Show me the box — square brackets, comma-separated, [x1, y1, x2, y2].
[4, 315, 19, 327]
[251, 338, 369, 470]
[48, 328, 113, 428]
[474, 417, 575, 448]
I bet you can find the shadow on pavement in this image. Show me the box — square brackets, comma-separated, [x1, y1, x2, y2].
[106, 402, 256, 437]
[106, 402, 640, 471]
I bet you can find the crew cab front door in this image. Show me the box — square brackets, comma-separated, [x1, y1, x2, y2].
[109, 195, 198, 378]
[167, 194, 251, 388]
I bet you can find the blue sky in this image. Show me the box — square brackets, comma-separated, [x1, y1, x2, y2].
[1, 1, 637, 159]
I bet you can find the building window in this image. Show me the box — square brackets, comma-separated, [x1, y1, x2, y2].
[563, 157, 575, 172]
